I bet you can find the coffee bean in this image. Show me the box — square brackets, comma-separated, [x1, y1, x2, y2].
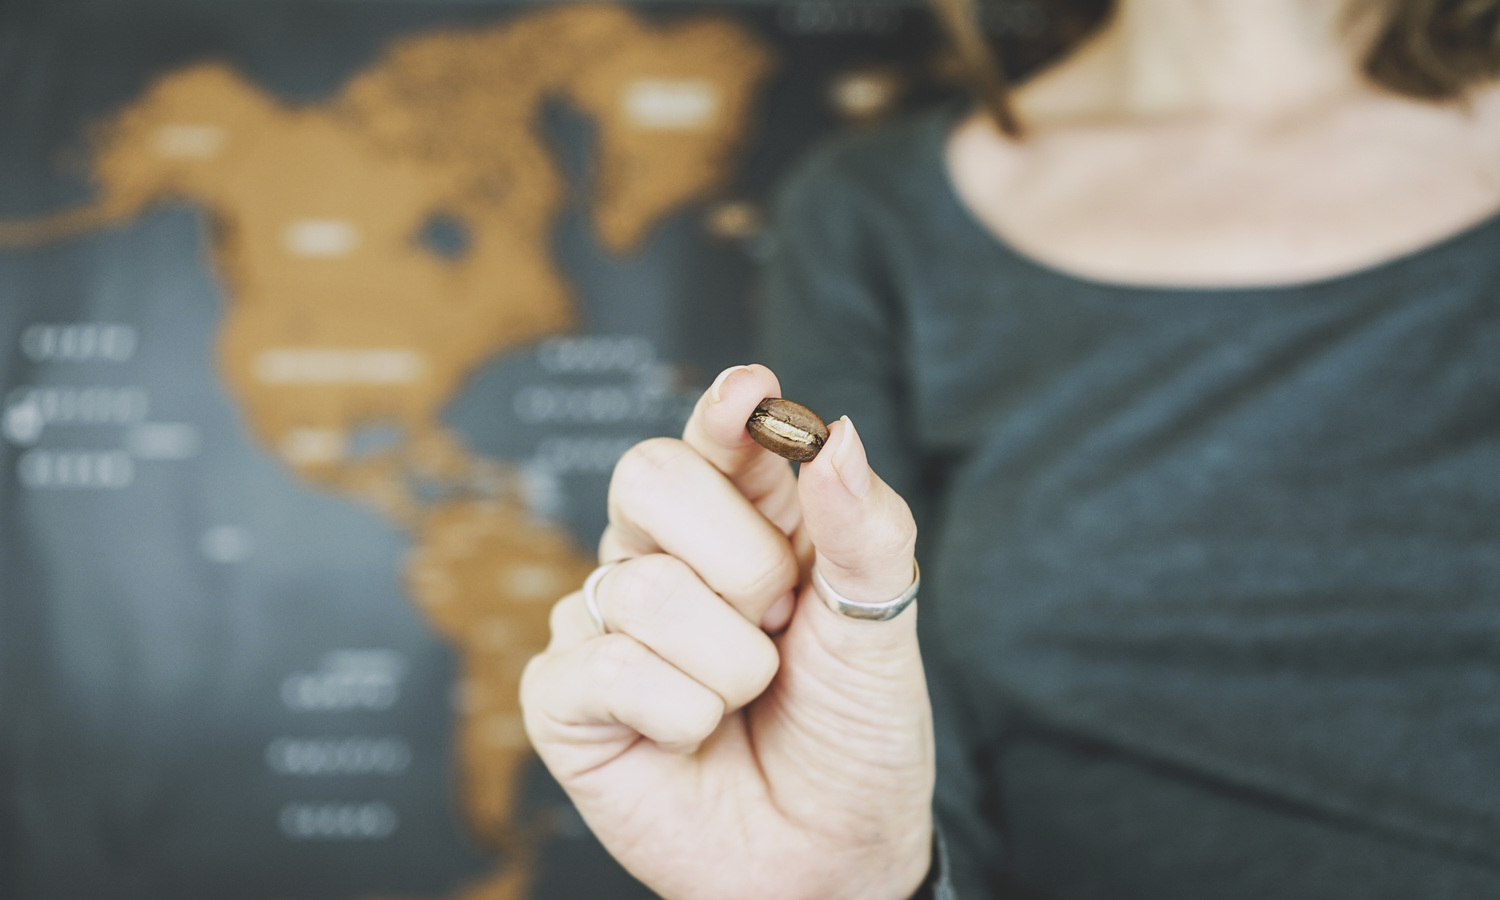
[746, 398, 828, 462]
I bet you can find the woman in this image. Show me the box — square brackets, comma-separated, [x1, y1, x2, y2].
[520, 1, 1500, 897]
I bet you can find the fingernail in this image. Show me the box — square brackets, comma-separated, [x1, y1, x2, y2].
[709, 365, 753, 404]
[830, 415, 871, 498]
[760, 590, 795, 632]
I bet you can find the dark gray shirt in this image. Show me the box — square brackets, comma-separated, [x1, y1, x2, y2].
[759, 109, 1500, 900]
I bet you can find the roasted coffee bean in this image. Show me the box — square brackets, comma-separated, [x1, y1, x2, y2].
[746, 398, 828, 462]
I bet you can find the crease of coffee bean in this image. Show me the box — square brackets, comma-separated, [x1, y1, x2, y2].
[746, 398, 828, 463]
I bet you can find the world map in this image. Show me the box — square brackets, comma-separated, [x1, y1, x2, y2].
[2, 5, 772, 897]
[0, 1, 955, 896]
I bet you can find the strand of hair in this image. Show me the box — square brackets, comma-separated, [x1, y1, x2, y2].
[931, 0, 1024, 137]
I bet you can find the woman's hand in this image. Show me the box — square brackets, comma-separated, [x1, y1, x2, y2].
[520, 364, 934, 900]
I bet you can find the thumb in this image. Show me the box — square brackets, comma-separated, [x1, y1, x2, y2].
[797, 416, 918, 621]
[779, 415, 932, 848]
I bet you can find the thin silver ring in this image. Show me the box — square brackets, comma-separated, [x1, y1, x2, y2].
[812, 561, 920, 622]
[582, 559, 627, 635]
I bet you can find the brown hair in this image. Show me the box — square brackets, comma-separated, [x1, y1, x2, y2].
[934, 0, 1500, 136]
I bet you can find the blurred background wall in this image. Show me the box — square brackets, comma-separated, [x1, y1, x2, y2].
[0, 1, 1030, 896]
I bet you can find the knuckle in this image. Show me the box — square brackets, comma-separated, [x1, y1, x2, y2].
[663, 690, 724, 746]
[584, 633, 646, 685]
[748, 633, 782, 692]
[871, 501, 918, 560]
[726, 546, 799, 607]
[723, 633, 781, 708]
[547, 591, 579, 639]
[519, 652, 569, 745]
[518, 653, 545, 710]
[604, 554, 695, 633]
[608, 437, 696, 506]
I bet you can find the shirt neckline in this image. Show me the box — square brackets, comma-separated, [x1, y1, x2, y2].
[925, 107, 1500, 298]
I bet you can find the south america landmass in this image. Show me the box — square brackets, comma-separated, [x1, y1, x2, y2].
[0, 5, 773, 898]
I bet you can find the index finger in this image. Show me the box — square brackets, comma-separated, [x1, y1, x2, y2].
[681, 364, 801, 519]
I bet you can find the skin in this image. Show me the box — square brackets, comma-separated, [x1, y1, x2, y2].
[522, 365, 932, 900]
[950, 0, 1500, 288]
[522, 2, 1500, 896]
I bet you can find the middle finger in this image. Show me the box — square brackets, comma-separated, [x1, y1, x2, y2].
[605, 436, 798, 622]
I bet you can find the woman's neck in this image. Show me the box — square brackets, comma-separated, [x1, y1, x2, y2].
[947, 0, 1500, 288]
[1021, 0, 1372, 123]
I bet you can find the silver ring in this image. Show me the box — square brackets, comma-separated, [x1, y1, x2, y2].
[812, 561, 920, 622]
[583, 560, 626, 635]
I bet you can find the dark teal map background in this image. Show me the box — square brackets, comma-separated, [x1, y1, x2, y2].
[0, 1, 974, 897]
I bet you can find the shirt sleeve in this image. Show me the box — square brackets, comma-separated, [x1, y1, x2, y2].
[755, 136, 1008, 899]
[909, 826, 961, 900]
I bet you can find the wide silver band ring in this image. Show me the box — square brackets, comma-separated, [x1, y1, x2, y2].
[812, 561, 920, 622]
[583, 559, 627, 635]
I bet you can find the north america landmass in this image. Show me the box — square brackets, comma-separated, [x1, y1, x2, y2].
[0, 5, 773, 898]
